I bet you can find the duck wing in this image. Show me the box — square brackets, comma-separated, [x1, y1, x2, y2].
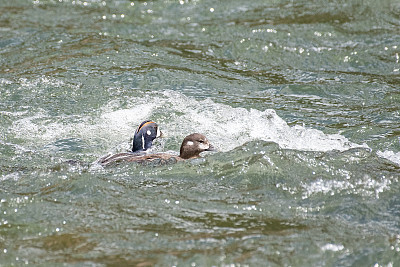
[99, 152, 182, 166]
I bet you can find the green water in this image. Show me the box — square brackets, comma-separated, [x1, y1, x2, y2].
[1, 0, 400, 266]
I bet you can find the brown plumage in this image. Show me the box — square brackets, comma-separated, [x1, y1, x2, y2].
[98, 133, 215, 166]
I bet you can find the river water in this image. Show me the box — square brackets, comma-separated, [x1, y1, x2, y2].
[1, 0, 400, 266]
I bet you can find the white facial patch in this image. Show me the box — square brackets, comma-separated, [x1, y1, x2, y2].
[147, 130, 152, 136]
[186, 141, 194, 146]
[198, 142, 209, 150]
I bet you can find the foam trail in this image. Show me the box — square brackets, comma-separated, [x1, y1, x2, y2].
[9, 101, 156, 151]
[154, 91, 367, 152]
[9, 90, 368, 154]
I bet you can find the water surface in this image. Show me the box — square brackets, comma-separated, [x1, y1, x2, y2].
[1, 0, 400, 266]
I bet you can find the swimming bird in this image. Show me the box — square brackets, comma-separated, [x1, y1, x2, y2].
[99, 133, 215, 166]
[132, 120, 163, 152]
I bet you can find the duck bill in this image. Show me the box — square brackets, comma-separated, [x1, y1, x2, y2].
[157, 128, 164, 138]
[206, 144, 216, 151]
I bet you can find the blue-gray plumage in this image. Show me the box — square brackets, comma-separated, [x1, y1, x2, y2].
[132, 120, 162, 152]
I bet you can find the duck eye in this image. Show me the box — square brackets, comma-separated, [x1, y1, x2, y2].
[198, 140, 204, 143]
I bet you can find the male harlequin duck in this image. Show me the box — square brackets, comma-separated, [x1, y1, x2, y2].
[132, 120, 163, 152]
[95, 120, 162, 166]
[99, 133, 215, 166]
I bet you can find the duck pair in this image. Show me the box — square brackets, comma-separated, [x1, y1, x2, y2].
[99, 120, 215, 166]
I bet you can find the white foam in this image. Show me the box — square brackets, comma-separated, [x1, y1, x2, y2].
[18, 76, 66, 88]
[321, 243, 344, 252]
[8, 90, 368, 154]
[300, 174, 396, 200]
[9, 102, 155, 151]
[0, 172, 21, 182]
[154, 91, 367, 152]
[377, 150, 400, 166]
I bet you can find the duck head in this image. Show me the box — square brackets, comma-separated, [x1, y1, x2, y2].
[132, 120, 163, 152]
[179, 133, 215, 159]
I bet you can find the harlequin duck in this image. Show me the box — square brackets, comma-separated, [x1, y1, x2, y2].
[132, 120, 163, 152]
[99, 133, 215, 166]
